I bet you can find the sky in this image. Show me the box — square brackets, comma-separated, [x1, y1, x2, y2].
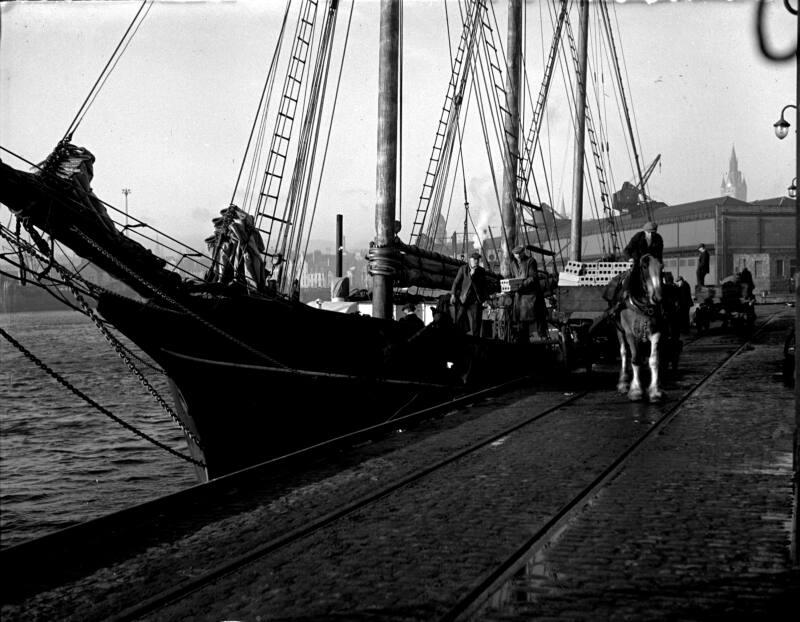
[1, 0, 796, 255]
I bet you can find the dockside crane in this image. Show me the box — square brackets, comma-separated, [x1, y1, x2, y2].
[612, 153, 661, 217]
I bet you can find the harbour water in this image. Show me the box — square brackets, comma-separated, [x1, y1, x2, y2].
[0, 309, 197, 549]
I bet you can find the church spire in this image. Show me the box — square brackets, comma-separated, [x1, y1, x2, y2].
[729, 144, 738, 173]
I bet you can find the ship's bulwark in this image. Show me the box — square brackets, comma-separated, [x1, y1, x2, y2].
[97, 291, 548, 480]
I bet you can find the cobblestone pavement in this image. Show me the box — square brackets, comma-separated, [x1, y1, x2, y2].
[478, 310, 798, 621]
[2, 308, 795, 621]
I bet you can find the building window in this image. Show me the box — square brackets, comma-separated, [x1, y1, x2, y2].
[754, 260, 764, 277]
[679, 259, 687, 267]
[776, 259, 784, 277]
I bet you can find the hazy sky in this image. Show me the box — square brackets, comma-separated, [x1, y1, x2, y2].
[1, 0, 796, 253]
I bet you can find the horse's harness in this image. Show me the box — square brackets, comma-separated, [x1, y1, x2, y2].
[623, 257, 660, 317]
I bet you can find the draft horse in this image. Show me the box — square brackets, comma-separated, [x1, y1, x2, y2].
[614, 254, 665, 402]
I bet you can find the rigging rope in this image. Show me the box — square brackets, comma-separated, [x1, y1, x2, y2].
[63, 1, 153, 141]
[0, 225, 199, 445]
[0, 326, 205, 468]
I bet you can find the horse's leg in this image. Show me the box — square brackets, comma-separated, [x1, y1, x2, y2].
[616, 328, 629, 393]
[648, 331, 663, 402]
[627, 335, 643, 401]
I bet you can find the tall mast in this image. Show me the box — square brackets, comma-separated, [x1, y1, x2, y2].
[569, 0, 589, 262]
[373, 0, 400, 319]
[500, 0, 522, 277]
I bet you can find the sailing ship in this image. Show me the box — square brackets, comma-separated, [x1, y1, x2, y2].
[1, 0, 648, 480]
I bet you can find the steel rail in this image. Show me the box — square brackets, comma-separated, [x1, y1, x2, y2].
[108, 385, 590, 622]
[443, 310, 785, 621]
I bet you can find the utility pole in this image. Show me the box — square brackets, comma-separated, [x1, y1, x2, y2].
[121, 188, 131, 231]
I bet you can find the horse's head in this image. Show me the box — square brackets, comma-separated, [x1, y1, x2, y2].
[639, 254, 662, 305]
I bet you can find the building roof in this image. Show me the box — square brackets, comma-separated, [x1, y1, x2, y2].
[750, 196, 797, 208]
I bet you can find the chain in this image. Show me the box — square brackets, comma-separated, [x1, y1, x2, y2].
[1, 224, 203, 448]
[0, 326, 206, 468]
[72, 228, 290, 369]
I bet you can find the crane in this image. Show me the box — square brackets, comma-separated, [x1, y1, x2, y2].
[612, 153, 661, 215]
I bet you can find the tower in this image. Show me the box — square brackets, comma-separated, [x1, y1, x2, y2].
[720, 145, 748, 201]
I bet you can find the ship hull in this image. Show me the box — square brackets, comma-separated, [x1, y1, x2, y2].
[97, 291, 545, 480]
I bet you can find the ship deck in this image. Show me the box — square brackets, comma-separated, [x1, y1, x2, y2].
[1, 304, 797, 621]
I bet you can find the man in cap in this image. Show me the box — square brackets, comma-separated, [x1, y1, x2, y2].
[450, 251, 488, 336]
[510, 245, 546, 341]
[624, 221, 664, 264]
[604, 221, 664, 319]
[398, 301, 425, 336]
[696, 243, 710, 287]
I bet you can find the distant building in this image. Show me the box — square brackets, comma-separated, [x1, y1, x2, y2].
[542, 195, 795, 294]
[720, 145, 748, 202]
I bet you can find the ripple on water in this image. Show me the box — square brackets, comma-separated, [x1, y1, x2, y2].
[1, 310, 197, 549]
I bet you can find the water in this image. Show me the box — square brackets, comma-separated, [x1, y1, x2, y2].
[0, 310, 197, 549]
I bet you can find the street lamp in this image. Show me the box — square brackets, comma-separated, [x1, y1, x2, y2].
[773, 104, 796, 139]
[121, 187, 131, 230]
[789, 177, 797, 199]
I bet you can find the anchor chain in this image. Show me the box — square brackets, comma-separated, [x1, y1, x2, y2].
[1, 224, 204, 449]
[72, 228, 291, 369]
[0, 326, 206, 468]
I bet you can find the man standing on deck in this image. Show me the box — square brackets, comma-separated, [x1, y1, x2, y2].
[510, 245, 546, 342]
[697, 243, 710, 287]
[450, 252, 487, 337]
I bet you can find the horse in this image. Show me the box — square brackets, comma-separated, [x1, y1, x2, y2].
[614, 254, 665, 402]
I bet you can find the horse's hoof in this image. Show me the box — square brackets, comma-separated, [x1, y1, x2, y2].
[628, 389, 643, 401]
[649, 390, 664, 402]
[617, 382, 629, 394]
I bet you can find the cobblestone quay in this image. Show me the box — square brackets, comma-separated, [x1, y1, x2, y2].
[2, 307, 796, 621]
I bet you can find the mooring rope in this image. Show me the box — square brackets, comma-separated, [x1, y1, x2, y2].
[0, 224, 201, 447]
[0, 326, 206, 468]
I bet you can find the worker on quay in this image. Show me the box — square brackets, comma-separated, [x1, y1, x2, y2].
[510, 245, 547, 342]
[450, 251, 488, 337]
[398, 302, 425, 337]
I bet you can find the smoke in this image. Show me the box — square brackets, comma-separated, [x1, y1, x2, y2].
[468, 176, 499, 251]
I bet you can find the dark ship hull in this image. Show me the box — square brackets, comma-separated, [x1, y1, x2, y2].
[97, 290, 545, 480]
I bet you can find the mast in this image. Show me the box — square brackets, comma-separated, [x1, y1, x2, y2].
[336, 213, 343, 278]
[372, 0, 400, 319]
[500, 0, 522, 277]
[569, 0, 589, 262]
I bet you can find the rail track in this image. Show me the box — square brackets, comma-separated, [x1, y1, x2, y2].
[2, 309, 787, 622]
[96, 311, 785, 622]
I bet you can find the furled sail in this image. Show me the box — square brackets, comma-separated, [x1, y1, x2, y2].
[368, 240, 501, 293]
[0, 142, 182, 298]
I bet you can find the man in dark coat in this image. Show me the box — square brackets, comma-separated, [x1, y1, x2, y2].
[738, 263, 755, 299]
[696, 243, 710, 287]
[624, 221, 664, 263]
[510, 245, 546, 341]
[606, 221, 663, 312]
[450, 252, 488, 336]
[398, 302, 425, 336]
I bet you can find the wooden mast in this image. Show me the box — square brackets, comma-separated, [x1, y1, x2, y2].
[500, 0, 522, 277]
[568, 0, 589, 262]
[372, 0, 400, 319]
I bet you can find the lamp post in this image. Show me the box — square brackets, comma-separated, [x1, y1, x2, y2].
[121, 188, 131, 230]
[774, 104, 797, 139]
[774, 102, 799, 565]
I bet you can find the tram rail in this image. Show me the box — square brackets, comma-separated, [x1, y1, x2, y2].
[3, 309, 786, 622]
